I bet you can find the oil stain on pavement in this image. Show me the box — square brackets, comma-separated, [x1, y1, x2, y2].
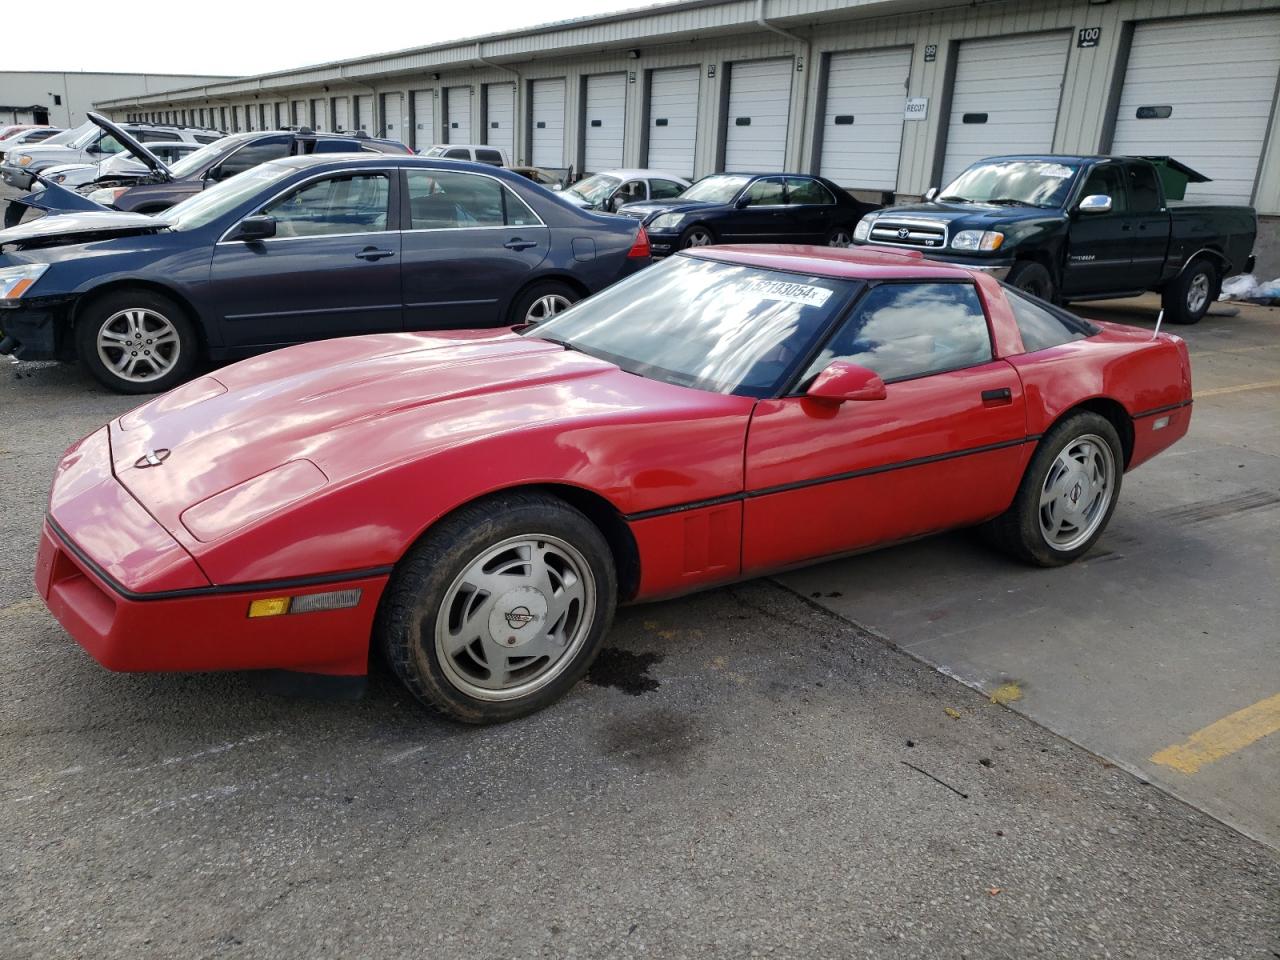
[585, 648, 664, 695]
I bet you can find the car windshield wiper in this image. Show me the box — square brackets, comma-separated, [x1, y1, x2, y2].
[984, 197, 1035, 206]
[937, 195, 972, 203]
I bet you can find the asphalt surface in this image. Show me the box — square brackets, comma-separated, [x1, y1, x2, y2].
[0, 359, 1277, 959]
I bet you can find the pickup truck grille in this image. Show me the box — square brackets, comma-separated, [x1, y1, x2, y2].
[867, 217, 948, 250]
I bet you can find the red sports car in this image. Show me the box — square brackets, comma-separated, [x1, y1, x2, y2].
[36, 245, 1192, 722]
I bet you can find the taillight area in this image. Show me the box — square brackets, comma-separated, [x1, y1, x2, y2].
[627, 226, 652, 259]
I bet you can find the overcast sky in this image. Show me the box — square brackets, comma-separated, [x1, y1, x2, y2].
[10, 0, 640, 76]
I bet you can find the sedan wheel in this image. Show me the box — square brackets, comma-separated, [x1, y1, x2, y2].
[679, 226, 714, 249]
[827, 228, 854, 247]
[379, 491, 617, 723]
[75, 288, 197, 395]
[526, 293, 573, 324]
[96, 308, 182, 385]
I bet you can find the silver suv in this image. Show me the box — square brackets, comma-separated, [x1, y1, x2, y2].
[1, 119, 223, 190]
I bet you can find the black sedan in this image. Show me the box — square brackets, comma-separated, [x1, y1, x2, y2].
[0, 155, 650, 393]
[616, 173, 876, 255]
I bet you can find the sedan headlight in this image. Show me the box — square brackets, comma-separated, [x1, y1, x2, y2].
[16, 154, 33, 166]
[853, 215, 875, 242]
[951, 230, 1005, 252]
[649, 213, 685, 232]
[0, 263, 49, 300]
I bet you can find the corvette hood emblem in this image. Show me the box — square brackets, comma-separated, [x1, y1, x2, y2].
[134, 448, 171, 469]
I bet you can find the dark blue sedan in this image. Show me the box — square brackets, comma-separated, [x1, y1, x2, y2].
[616, 172, 876, 256]
[0, 155, 650, 393]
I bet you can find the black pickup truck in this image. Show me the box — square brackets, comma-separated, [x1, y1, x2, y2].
[852, 155, 1256, 324]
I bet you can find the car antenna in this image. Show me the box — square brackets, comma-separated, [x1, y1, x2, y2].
[1152, 308, 1164, 340]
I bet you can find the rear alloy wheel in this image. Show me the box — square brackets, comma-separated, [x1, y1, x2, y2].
[1162, 257, 1219, 325]
[378, 492, 617, 723]
[980, 411, 1123, 567]
[75, 289, 197, 395]
[1006, 261, 1055, 302]
[678, 225, 714, 249]
[827, 226, 855, 247]
[509, 281, 579, 326]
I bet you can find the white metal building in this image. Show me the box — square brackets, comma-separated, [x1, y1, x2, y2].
[1, 71, 229, 129]
[95, 0, 1280, 257]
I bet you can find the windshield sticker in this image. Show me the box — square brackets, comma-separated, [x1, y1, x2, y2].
[1039, 163, 1075, 179]
[744, 279, 833, 308]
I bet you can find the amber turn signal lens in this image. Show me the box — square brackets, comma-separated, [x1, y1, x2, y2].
[248, 597, 291, 618]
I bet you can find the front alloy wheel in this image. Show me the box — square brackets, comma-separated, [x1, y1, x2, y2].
[827, 227, 854, 247]
[75, 288, 197, 395]
[96, 308, 182, 386]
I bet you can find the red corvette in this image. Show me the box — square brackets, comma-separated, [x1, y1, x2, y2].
[36, 245, 1192, 722]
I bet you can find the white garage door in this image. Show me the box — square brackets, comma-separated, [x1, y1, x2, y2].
[646, 66, 699, 177]
[940, 32, 1070, 187]
[445, 87, 472, 143]
[1111, 14, 1280, 205]
[311, 99, 326, 131]
[724, 58, 793, 172]
[485, 83, 515, 158]
[334, 97, 350, 132]
[411, 91, 434, 149]
[381, 93, 403, 141]
[355, 95, 374, 134]
[819, 47, 911, 190]
[531, 78, 567, 167]
[584, 73, 627, 173]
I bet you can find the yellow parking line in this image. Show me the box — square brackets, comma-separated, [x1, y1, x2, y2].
[1195, 379, 1280, 398]
[1150, 693, 1280, 774]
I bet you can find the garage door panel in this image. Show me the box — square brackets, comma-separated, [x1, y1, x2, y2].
[940, 32, 1070, 187]
[819, 47, 910, 190]
[584, 73, 626, 173]
[410, 91, 433, 149]
[446, 87, 472, 143]
[531, 78, 567, 168]
[381, 94, 403, 141]
[486, 83, 515, 158]
[724, 58, 792, 173]
[1112, 13, 1280, 205]
[646, 66, 699, 177]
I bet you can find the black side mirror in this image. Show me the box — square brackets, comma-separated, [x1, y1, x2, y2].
[227, 215, 276, 242]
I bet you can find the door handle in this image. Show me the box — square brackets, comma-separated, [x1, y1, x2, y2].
[504, 238, 538, 251]
[355, 247, 395, 261]
[981, 387, 1013, 405]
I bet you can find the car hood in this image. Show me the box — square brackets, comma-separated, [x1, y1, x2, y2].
[615, 199, 718, 221]
[0, 206, 159, 251]
[87, 112, 172, 181]
[109, 330, 753, 550]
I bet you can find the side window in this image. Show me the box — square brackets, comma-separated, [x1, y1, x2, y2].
[143, 130, 181, 143]
[1126, 164, 1162, 213]
[650, 179, 684, 200]
[443, 148, 470, 160]
[406, 170, 507, 229]
[476, 149, 504, 166]
[616, 180, 647, 203]
[786, 177, 835, 205]
[742, 178, 786, 206]
[219, 137, 291, 177]
[803, 283, 993, 384]
[262, 173, 390, 238]
[96, 134, 125, 155]
[1004, 286, 1096, 354]
[195, 134, 221, 144]
[1078, 164, 1127, 214]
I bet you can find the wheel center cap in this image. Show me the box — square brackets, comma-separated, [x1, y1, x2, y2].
[1070, 482, 1083, 505]
[489, 586, 548, 647]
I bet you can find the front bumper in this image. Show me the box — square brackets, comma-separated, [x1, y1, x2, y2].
[37, 429, 388, 676]
[0, 296, 74, 361]
[644, 230, 679, 257]
[1, 164, 33, 190]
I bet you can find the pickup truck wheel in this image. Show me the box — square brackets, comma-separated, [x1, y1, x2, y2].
[980, 412, 1123, 567]
[1006, 261, 1055, 302]
[75, 289, 198, 395]
[1162, 258, 1219, 325]
[377, 492, 617, 724]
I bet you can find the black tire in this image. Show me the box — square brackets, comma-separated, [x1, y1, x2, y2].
[981, 412, 1123, 567]
[377, 491, 618, 724]
[826, 225, 855, 247]
[507, 280, 580, 326]
[678, 224, 715, 249]
[74, 288, 198, 395]
[1006, 260, 1055, 302]
[1162, 257, 1219, 325]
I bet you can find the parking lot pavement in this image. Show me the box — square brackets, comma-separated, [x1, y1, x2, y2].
[783, 294, 1280, 851]
[1, 330, 1278, 958]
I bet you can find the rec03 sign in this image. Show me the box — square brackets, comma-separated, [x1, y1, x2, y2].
[904, 97, 928, 121]
[1077, 27, 1101, 48]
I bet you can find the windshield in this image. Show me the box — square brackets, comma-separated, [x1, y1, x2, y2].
[38, 127, 79, 146]
[168, 136, 236, 178]
[66, 122, 103, 149]
[938, 160, 1080, 208]
[525, 255, 857, 397]
[567, 174, 620, 204]
[161, 162, 289, 231]
[679, 175, 751, 204]
[424, 146, 449, 157]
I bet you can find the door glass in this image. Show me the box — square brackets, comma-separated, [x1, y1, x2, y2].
[262, 173, 390, 238]
[1126, 164, 1161, 213]
[96, 134, 126, 155]
[476, 149, 504, 166]
[406, 170, 507, 228]
[1078, 165, 1127, 213]
[219, 136, 291, 178]
[1003, 286, 1096, 353]
[649, 179, 685, 199]
[785, 177, 835, 205]
[616, 180, 647, 204]
[742, 178, 785, 206]
[803, 282, 993, 384]
[444, 148, 470, 160]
